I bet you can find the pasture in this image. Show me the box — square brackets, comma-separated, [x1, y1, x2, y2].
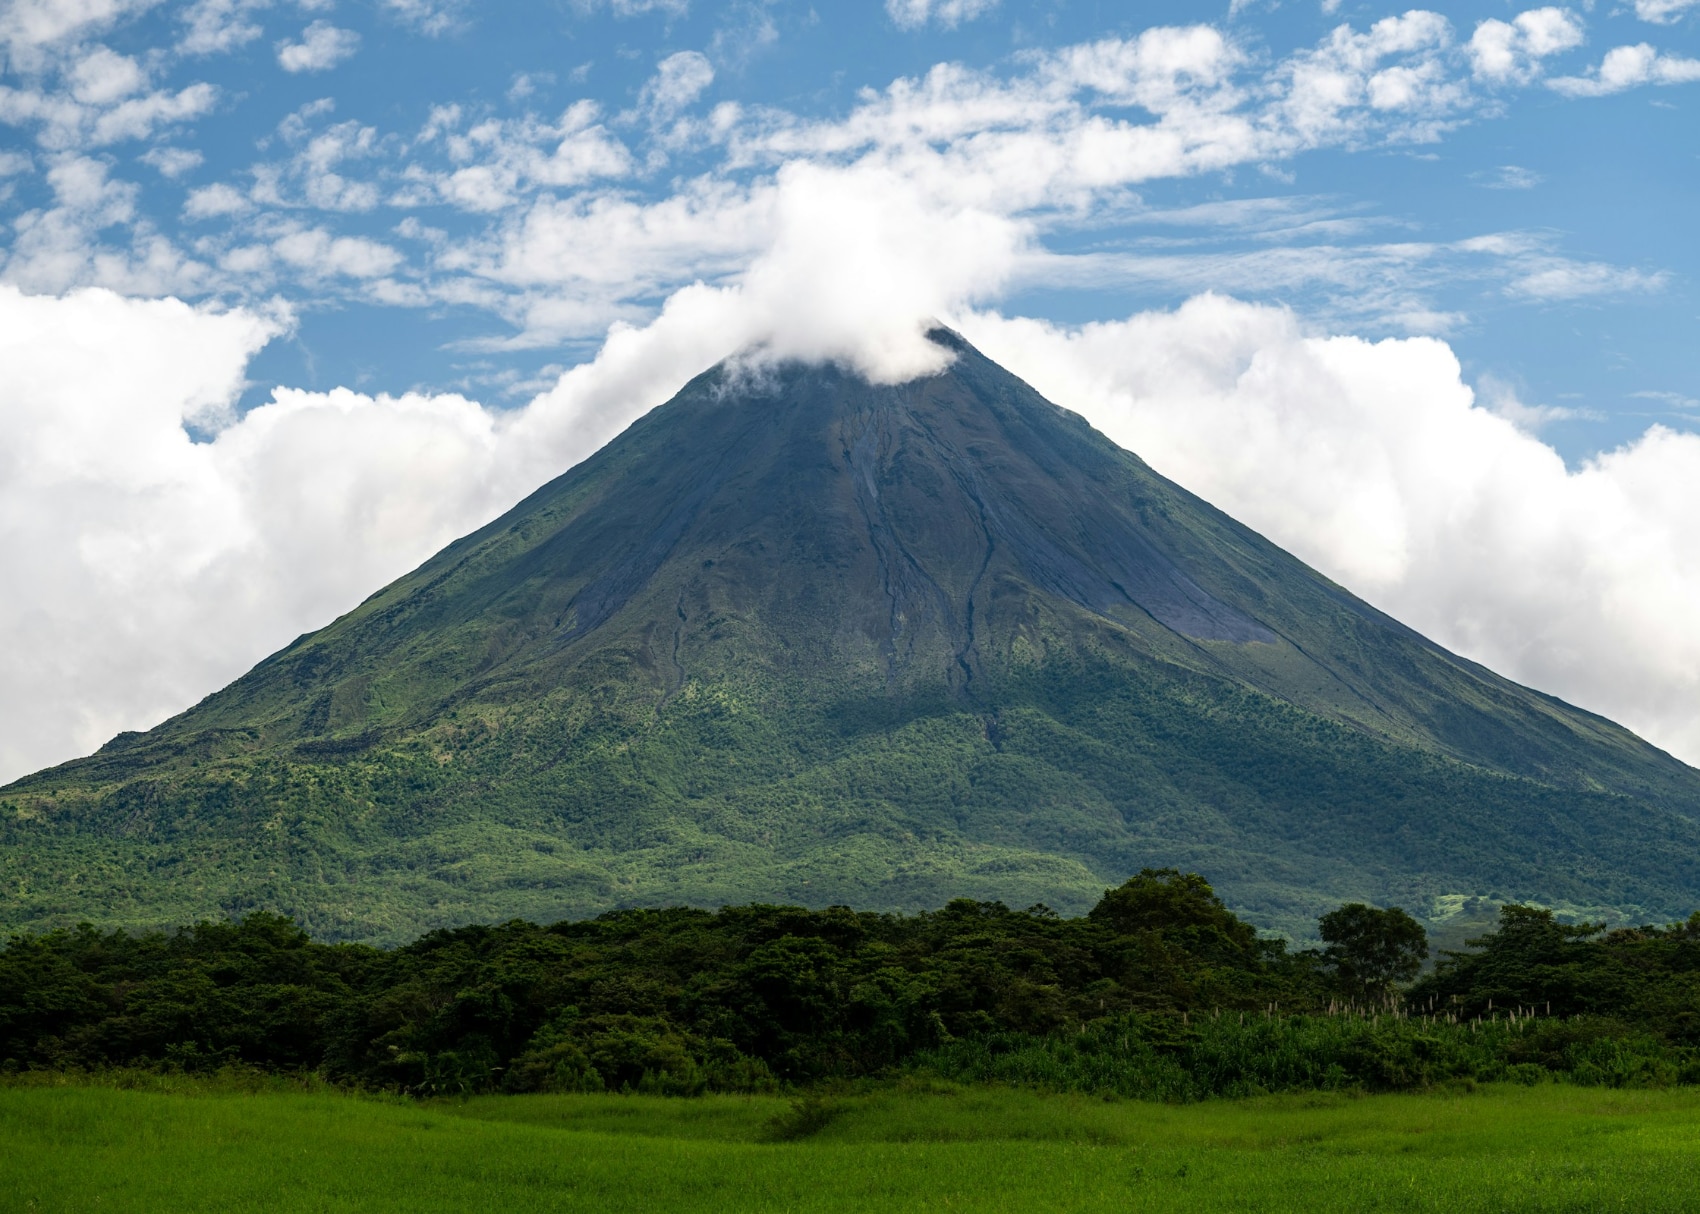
[5, 1078, 1700, 1211]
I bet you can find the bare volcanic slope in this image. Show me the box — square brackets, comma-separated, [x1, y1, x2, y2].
[6, 329, 1699, 942]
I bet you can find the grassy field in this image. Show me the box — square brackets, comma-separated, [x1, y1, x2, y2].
[5, 1079, 1700, 1212]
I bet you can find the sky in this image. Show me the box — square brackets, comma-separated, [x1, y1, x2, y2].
[2, 0, 1699, 783]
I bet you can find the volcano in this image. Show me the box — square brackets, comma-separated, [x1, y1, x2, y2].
[6, 329, 1699, 941]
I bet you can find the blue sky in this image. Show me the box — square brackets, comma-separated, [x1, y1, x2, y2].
[4, 0, 1700, 782]
[4, 0, 1696, 456]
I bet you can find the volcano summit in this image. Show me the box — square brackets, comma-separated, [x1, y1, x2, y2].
[6, 329, 1699, 941]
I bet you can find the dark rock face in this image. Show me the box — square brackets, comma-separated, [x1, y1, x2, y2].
[6, 330, 1700, 942]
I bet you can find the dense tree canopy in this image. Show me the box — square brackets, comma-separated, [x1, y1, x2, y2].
[1318, 904, 1429, 997]
[4, 877, 1698, 1097]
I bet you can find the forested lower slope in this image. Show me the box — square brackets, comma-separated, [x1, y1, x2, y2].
[6, 873, 1699, 1097]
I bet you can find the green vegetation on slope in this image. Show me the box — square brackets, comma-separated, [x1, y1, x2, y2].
[6, 873, 1700, 1098]
[7, 335, 1700, 940]
[7, 1080, 1700, 1213]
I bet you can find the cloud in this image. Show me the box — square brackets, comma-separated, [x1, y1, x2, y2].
[1474, 164, 1541, 189]
[0, 282, 718, 782]
[571, 0, 689, 16]
[956, 296, 1700, 766]
[67, 44, 144, 104]
[276, 20, 359, 73]
[1634, 0, 1700, 24]
[0, 0, 160, 66]
[0, 151, 211, 295]
[1468, 7, 1584, 85]
[405, 99, 632, 213]
[1549, 44, 1700, 96]
[639, 50, 713, 117]
[270, 226, 403, 277]
[886, 0, 998, 30]
[0, 74, 216, 149]
[177, 0, 269, 56]
[183, 180, 249, 218]
[380, 0, 465, 36]
[3, 16, 1588, 331]
[1503, 259, 1666, 299]
[140, 145, 203, 177]
[0, 285, 279, 780]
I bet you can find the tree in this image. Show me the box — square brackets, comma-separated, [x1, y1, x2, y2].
[1318, 904, 1428, 998]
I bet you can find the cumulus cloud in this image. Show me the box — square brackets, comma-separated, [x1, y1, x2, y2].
[140, 145, 203, 177]
[0, 283, 724, 781]
[1468, 7, 1584, 85]
[177, 0, 269, 56]
[1549, 43, 1700, 96]
[67, 44, 144, 104]
[887, 0, 998, 30]
[957, 297, 1700, 765]
[183, 179, 249, 218]
[270, 226, 402, 277]
[408, 99, 632, 213]
[0, 0, 160, 67]
[276, 20, 359, 73]
[0, 72, 216, 149]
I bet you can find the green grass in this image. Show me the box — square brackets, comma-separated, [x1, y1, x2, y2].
[6, 1078, 1700, 1211]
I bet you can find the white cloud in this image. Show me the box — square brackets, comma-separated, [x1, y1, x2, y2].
[1468, 8, 1584, 85]
[183, 179, 249, 218]
[0, 153, 212, 295]
[0, 75, 216, 149]
[177, 0, 269, 56]
[405, 100, 632, 213]
[572, 0, 689, 16]
[639, 50, 713, 117]
[140, 145, 203, 177]
[380, 0, 464, 36]
[0, 282, 716, 782]
[1634, 0, 1700, 24]
[88, 82, 216, 144]
[886, 0, 998, 31]
[67, 44, 144, 104]
[957, 297, 1700, 765]
[276, 20, 359, 73]
[270, 226, 402, 277]
[0, 0, 160, 66]
[1549, 43, 1700, 96]
[251, 110, 385, 210]
[1503, 259, 1666, 299]
[1475, 164, 1541, 189]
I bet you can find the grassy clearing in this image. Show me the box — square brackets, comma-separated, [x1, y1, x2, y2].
[5, 1079, 1700, 1212]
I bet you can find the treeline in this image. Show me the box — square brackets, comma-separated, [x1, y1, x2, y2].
[4, 871, 1699, 1098]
